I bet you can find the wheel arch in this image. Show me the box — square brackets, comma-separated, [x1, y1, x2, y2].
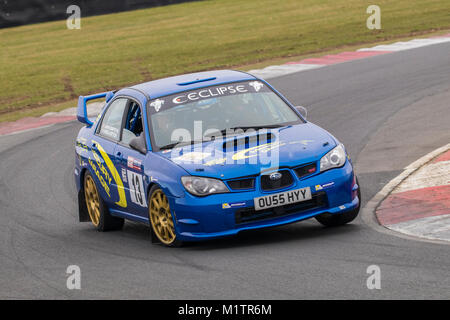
[146, 181, 160, 199]
[146, 178, 180, 198]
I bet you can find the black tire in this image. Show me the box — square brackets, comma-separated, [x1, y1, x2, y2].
[315, 176, 361, 227]
[148, 185, 183, 247]
[84, 171, 124, 231]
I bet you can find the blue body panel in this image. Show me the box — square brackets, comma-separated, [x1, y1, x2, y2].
[74, 70, 360, 242]
[131, 70, 256, 99]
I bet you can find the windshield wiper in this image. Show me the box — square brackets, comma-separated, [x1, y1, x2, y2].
[159, 140, 204, 150]
[234, 125, 284, 130]
[159, 142, 179, 150]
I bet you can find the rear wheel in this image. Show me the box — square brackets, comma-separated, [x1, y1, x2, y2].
[315, 176, 361, 227]
[148, 185, 182, 247]
[84, 172, 124, 231]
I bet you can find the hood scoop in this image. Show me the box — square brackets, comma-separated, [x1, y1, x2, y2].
[222, 133, 275, 152]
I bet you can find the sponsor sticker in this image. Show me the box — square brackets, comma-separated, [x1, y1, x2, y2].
[121, 168, 128, 183]
[222, 202, 247, 209]
[248, 81, 264, 92]
[150, 99, 164, 112]
[127, 156, 142, 171]
[89, 150, 112, 197]
[91, 140, 127, 208]
[148, 81, 271, 114]
[315, 182, 335, 191]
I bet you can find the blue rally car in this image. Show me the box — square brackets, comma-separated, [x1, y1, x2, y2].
[74, 70, 360, 246]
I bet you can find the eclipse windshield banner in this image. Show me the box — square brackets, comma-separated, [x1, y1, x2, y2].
[148, 80, 271, 114]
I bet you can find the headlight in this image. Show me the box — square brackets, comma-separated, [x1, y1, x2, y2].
[181, 176, 229, 196]
[320, 144, 346, 172]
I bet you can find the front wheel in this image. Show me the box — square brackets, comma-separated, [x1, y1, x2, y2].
[84, 171, 124, 231]
[148, 185, 182, 247]
[315, 176, 361, 227]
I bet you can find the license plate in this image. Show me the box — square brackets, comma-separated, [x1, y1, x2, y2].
[254, 187, 312, 211]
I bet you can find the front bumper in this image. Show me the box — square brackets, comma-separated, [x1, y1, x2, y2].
[170, 160, 359, 241]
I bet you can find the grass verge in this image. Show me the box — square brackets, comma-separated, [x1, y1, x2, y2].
[1, 0, 449, 122]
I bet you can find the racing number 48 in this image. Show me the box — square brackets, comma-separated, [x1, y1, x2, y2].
[132, 174, 143, 205]
[127, 170, 147, 207]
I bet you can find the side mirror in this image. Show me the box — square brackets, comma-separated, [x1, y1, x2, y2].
[129, 134, 147, 155]
[295, 106, 307, 120]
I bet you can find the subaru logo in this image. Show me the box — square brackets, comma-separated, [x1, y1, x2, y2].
[269, 172, 282, 181]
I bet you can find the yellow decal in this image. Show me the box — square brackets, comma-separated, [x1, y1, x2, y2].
[204, 157, 227, 166]
[232, 141, 286, 160]
[173, 152, 211, 163]
[76, 138, 88, 153]
[92, 150, 112, 185]
[203, 139, 315, 166]
[89, 157, 111, 197]
[92, 140, 127, 208]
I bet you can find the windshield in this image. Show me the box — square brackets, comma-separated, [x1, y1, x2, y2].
[147, 81, 303, 150]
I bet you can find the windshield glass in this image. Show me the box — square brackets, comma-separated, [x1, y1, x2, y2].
[147, 80, 303, 149]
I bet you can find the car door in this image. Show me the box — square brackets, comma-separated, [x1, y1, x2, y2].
[114, 99, 149, 218]
[91, 97, 129, 209]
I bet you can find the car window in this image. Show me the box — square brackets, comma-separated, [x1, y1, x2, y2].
[121, 101, 144, 145]
[98, 98, 128, 141]
[147, 81, 302, 149]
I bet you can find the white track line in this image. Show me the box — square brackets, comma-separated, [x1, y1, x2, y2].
[394, 160, 450, 193]
[358, 37, 450, 52]
[248, 64, 323, 79]
[249, 34, 450, 79]
[387, 214, 450, 242]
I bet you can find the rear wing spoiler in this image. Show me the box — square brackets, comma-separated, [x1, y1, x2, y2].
[77, 91, 115, 126]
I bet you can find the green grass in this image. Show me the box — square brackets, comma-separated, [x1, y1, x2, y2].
[1, 0, 449, 121]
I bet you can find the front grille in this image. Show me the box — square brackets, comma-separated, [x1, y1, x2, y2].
[227, 178, 255, 190]
[235, 191, 328, 224]
[260, 169, 293, 191]
[294, 163, 317, 179]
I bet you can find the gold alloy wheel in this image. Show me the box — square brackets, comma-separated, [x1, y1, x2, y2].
[149, 189, 176, 245]
[84, 175, 101, 227]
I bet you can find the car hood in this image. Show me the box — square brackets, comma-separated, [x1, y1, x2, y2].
[156, 122, 337, 180]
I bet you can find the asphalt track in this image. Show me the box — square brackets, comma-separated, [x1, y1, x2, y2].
[1, 42, 449, 299]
